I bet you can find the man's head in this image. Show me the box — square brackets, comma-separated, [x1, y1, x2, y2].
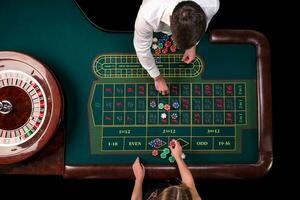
[170, 1, 206, 50]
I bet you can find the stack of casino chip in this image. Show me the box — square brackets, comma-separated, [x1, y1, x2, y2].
[152, 34, 177, 63]
[149, 138, 164, 148]
[157, 102, 173, 120]
[160, 148, 171, 161]
[156, 102, 180, 120]
[158, 101, 180, 110]
[152, 140, 186, 162]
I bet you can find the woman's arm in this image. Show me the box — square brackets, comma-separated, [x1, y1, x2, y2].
[169, 140, 201, 200]
[131, 157, 145, 200]
[131, 179, 143, 200]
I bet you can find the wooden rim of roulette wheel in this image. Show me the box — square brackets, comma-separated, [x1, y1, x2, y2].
[0, 51, 62, 164]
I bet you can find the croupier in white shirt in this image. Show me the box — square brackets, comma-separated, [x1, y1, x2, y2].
[134, 0, 219, 95]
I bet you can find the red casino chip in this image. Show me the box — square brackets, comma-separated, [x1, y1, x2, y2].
[155, 48, 161, 56]
[164, 41, 171, 48]
[162, 47, 168, 54]
[152, 149, 159, 157]
[170, 45, 177, 53]
[164, 104, 170, 111]
[169, 140, 176, 148]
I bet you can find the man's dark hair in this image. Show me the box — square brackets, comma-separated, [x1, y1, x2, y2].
[170, 1, 206, 50]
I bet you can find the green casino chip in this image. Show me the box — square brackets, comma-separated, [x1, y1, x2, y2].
[160, 153, 167, 159]
[158, 103, 164, 109]
[168, 156, 175, 163]
[163, 148, 170, 154]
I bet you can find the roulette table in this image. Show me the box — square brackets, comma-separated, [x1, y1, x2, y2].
[0, 0, 272, 179]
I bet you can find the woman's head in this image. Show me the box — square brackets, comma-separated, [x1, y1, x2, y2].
[170, 1, 206, 50]
[152, 184, 192, 200]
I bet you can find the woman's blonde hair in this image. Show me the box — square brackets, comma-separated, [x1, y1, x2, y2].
[151, 184, 192, 200]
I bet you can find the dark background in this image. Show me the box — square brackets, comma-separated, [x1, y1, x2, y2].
[1, 0, 292, 199]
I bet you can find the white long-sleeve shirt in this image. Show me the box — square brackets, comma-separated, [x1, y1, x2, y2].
[134, 0, 220, 78]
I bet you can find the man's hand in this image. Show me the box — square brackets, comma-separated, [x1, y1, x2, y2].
[132, 157, 145, 182]
[154, 75, 169, 95]
[182, 45, 196, 64]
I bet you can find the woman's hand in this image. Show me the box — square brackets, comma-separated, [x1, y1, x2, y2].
[132, 157, 145, 182]
[169, 140, 183, 161]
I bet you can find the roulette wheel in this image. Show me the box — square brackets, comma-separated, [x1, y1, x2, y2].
[0, 51, 62, 164]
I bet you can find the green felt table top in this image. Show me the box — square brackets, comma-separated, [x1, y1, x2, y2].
[0, 0, 258, 165]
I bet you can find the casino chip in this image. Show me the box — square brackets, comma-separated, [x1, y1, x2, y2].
[163, 35, 169, 41]
[164, 104, 170, 111]
[155, 57, 161, 63]
[170, 45, 177, 53]
[152, 149, 159, 157]
[163, 147, 170, 154]
[172, 102, 180, 109]
[161, 47, 168, 54]
[148, 138, 165, 149]
[155, 48, 161, 56]
[160, 152, 167, 159]
[158, 43, 164, 49]
[181, 153, 186, 159]
[168, 156, 176, 163]
[164, 41, 171, 48]
[148, 140, 155, 148]
[150, 100, 157, 108]
[169, 140, 176, 148]
[161, 113, 167, 119]
[153, 37, 158, 43]
[158, 103, 164, 110]
[171, 113, 178, 120]
[152, 44, 158, 50]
